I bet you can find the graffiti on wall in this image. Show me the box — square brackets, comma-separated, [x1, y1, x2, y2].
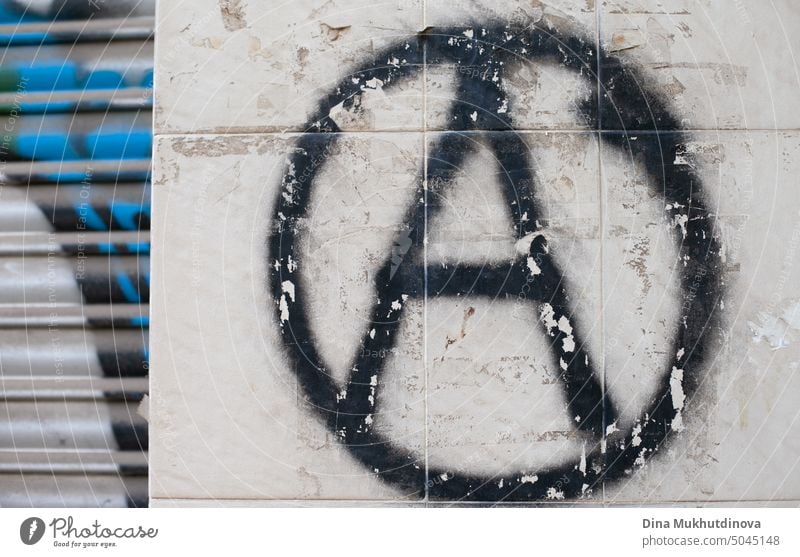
[270, 25, 723, 500]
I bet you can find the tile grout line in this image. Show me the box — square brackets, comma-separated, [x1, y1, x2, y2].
[149, 495, 800, 505]
[422, 0, 429, 505]
[596, 0, 607, 505]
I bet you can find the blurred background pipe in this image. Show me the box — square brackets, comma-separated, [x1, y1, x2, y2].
[0, 0, 152, 508]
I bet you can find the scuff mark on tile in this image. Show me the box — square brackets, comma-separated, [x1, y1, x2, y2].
[444, 306, 475, 349]
[320, 22, 351, 42]
[248, 36, 270, 61]
[609, 30, 646, 53]
[748, 300, 800, 349]
[650, 62, 748, 87]
[219, 0, 247, 32]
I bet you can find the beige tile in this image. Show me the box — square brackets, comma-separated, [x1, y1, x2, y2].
[600, 0, 800, 129]
[424, 131, 604, 499]
[150, 132, 426, 499]
[155, 0, 424, 133]
[425, 1, 598, 131]
[602, 131, 800, 502]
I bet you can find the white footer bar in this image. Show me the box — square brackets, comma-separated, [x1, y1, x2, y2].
[1, 507, 798, 556]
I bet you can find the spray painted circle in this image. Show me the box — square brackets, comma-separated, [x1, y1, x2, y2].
[270, 25, 722, 500]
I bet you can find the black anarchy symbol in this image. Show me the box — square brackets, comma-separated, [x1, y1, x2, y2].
[271, 25, 722, 501]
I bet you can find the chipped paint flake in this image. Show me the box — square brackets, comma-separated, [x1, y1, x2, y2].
[674, 152, 691, 166]
[540, 303, 558, 334]
[546, 487, 565, 500]
[279, 295, 290, 322]
[281, 280, 295, 301]
[579, 443, 587, 475]
[558, 315, 575, 352]
[634, 448, 647, 467]
[526, 256, 541, 275]
[278, 280, 295, 323]
[631, 423, 642, 447]
[673, 213, 688, 239]
[388, 297, 405, 316]
[670, 366, 686, 431]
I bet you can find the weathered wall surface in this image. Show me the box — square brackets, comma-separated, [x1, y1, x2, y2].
[151, 0, 800, 505]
